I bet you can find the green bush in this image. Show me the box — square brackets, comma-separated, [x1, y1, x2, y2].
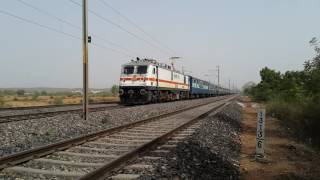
[302, 101, 320, 146]
[89, 98, 94, 103]
[0, 97, 4, 107]
[266, 96, 320, 147]
[16, 89, 25, 96]
[93, 91, 112, 97]
[53, 96, 64, 105]
[111, 85, 119, 96]
[32, 92, 40, 100]
[41, 91, 47, 96]
[3, 90, 15, 95]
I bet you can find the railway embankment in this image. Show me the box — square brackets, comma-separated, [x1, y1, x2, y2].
[138, 101, 243, 179]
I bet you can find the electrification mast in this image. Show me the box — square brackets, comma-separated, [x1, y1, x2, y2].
[82, 0, 89, 120]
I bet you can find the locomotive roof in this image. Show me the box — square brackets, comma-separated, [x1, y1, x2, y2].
[122, 60, 151, 66]
[123, 58, 183, 74]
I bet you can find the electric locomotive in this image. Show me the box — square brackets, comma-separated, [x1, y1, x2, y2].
[119, 58, 189, 104]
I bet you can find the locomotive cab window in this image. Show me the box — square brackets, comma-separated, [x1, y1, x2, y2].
[137, 66, 148, 74]
[123, 66, 134, 74]
[153, 68, 156, 74]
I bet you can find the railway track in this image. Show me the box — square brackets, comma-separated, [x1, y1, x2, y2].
[0, 95, 235, 179]
[0, 101, 119, 111]
[109, 121, 203, 179]
[0, 103, 122, 124]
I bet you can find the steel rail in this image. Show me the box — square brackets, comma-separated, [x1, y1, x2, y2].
[0, 101, 119, 111]
[0, 104, 122, 124]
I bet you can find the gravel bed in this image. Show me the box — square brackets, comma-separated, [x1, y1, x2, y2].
[46, 153, 114, 163]
[0, 171, 56, 180]
[139, 101, 243, 180]
[80, 142, 135, 150]
[20, 160, 95, 173]
[0, 96, 227, 157]
[0, 104, 116, 117]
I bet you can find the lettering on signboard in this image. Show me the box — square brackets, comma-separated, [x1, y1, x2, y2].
[256, 109, 266, 157]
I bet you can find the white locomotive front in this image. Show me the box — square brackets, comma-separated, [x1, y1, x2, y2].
[119, 58, 189, 104]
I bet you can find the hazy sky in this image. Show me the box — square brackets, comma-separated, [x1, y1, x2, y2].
[0, 0, 319, 89]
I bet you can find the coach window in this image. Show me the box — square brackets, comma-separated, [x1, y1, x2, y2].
[184, 76, 186, 84]
[137, 66, 148, 74]
[153, 68, 156, 74]
[123, 66, 134, 74]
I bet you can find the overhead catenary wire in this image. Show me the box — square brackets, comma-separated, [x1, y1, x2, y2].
[0, 9, 132, 57]
[15, 0, 139, 57]
[99, 0, 177, 55]
[69, 0, 173, 57]
[16, 0, 80, 30]
[0, 10, 80, 40]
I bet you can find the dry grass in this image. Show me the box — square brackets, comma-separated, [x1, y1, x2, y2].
[1, 95, 119, 107]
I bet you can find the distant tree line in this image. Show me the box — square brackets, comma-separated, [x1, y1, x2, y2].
[244, 37, 320, 148]
[0, 90, 49, 97]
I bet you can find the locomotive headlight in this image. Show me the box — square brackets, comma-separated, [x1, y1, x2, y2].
[128, 90, 134, 94]
[140, 89, 147, 95]
[119, 89, 124, 95]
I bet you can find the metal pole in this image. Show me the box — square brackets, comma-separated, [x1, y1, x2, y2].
[228, 79, 230, 93]
[217, 65, 220, 87]
[82, 0, 89, 120]
[169, 57, 181, 71]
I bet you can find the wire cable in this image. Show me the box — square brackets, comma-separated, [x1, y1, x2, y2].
[16, 0, 81, 30]
[99, 0, 177, 55]
[0, 10, 80, 40]
[69, 0, 172, 56]
[15, 0, 138, 57]
[0, 9, 132, 57]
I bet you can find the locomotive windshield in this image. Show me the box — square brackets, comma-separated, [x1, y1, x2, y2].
[137, 66, 148, 74]
[123, 66, 134, 74]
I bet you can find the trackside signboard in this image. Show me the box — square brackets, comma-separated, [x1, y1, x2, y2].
[256, 109, 266, 157]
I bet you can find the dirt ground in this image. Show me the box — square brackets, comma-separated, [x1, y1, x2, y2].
[240, 97, 320, 180]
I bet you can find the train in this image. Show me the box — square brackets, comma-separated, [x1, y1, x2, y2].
[118, 58, 232, 104]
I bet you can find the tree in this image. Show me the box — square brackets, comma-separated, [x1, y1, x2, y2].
[304, 37, 320, 72]
[242, 81, 256, 95]
[248, 67, 282, 101]
[16, 89, 25, 96]
[41, 91, 47, 96]
[32, 91, 40, 100]
[0, 97, 4, 107]
[111, 85, 119, 96]
[3, 90, 15, 95]
[53, 96, 64, 105]
[303, 37, 320, 99]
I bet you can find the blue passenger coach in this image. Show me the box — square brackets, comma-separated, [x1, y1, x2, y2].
[189, 76, 216, 97]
